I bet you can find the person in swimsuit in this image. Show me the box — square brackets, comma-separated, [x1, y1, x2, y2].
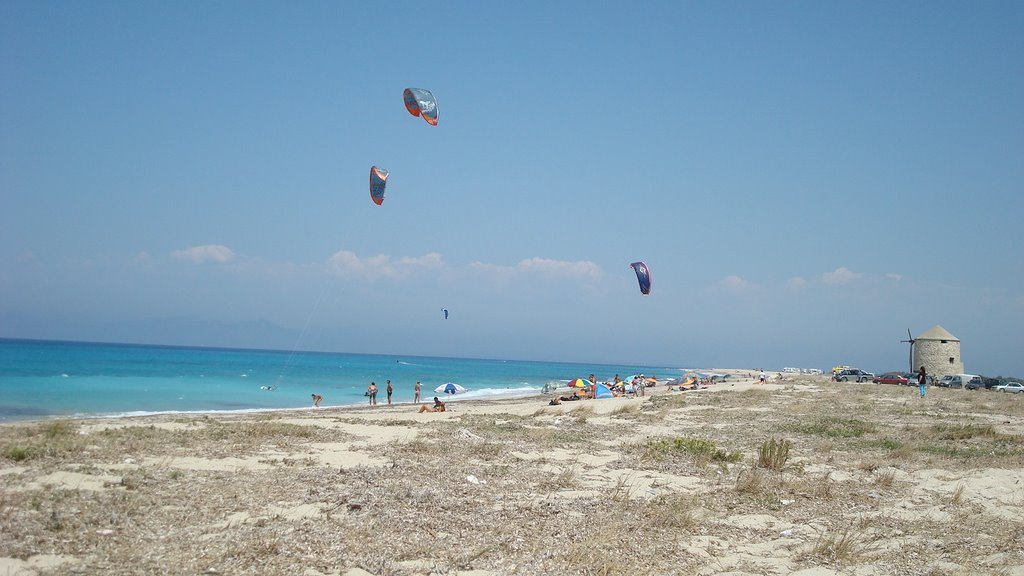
[418, 396, 446, 413]
[311, 394, 322, 407]
[414, 381, 421, 404]
[367, 382, 378, 406]
[386, 380, 393, 405]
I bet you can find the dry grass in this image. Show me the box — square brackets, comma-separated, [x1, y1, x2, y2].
[804, 527, 876, 564]
[2, 379, 1023, 575]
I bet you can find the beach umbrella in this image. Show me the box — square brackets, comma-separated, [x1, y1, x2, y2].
[568, 378, 588, 388]
[435, 382, 466, 395]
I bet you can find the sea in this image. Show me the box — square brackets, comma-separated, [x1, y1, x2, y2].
[0, 338, 686, 423]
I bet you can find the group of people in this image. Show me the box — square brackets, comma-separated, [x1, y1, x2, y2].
[365, 379, 426, 406]
[549, 373, 654, 405]
[312, 379, 436, 408]
[612, 374, 650, 397]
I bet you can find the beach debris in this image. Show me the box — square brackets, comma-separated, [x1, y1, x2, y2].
[781, 529, 794, 537]
[630, 261, 652, 295]
[369, 166, 389, 205]
[466, 475, 486, 485]
[456, 428, 482, 440]
[403, 87, 439, 126]
[96, 529, 114, 536]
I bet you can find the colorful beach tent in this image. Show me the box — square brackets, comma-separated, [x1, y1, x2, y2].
[594, 383, 614, 399]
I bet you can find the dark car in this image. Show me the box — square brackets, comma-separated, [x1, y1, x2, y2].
[834, 369, 874, 383]
[873, 373, 909, 385]
[964, 377, 985, 390]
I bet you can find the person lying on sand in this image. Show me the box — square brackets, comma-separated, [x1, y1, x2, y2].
[418, 397, 446, 413]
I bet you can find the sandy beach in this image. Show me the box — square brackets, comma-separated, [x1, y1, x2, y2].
[2, 372, 1023, 575]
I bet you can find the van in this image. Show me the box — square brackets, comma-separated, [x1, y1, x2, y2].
[938, 374, 981, 389]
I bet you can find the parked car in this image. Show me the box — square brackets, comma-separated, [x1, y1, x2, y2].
[873, 373, 909, 385]
[964, 376, 986, 390]
[938, 374, 981, 389]
[993, 382, 1024, 394]
[834, 369, 874, 383]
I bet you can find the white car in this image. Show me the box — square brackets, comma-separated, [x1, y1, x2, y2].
[993, 382, 1024, 394]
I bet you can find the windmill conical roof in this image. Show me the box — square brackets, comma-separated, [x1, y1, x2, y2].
[917, 325, 959, 341]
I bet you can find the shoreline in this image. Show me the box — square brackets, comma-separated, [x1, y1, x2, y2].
[0, 368, 761, 426]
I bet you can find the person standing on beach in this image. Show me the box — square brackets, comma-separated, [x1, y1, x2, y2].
[917, 366, 927, 398]
[368, 382, 378, 406]
[414, 381, 421, 404]
[386, 380, 393, 405]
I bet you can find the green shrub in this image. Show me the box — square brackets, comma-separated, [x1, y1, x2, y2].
[758, 438, 791, 470]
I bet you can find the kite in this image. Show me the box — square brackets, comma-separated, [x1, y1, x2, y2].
[442, 308, 449, 320]
[403, 88, 439, 126]
[369, 166, 389, 205]
[630, 262, 652, 295]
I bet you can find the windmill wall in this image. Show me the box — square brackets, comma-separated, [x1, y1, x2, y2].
[913, 339, 963, 378]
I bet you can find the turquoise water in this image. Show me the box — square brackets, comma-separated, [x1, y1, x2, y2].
[0, 339, 684, 422]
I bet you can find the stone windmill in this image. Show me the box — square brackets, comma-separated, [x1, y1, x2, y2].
[912, 325, 964, 379]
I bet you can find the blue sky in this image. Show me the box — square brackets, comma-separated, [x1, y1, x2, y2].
[2, 1, 1022, 375]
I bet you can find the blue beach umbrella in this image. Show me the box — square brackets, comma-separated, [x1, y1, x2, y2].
[435, 382, 466, 395]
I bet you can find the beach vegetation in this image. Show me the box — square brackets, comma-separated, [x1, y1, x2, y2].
[930, 423, 997, 440]
[608, 403, 641, 416]
[785, 417, 876, 438]
[734, 466, 766, 495]
[874, 468, 897, 487]
[635, 437, 742, 468]
[757, 438, 791, 471]
[5, 372, 1024, 574]
[609, 474, 635, 501]
[803, 527, 876, 564]
[3, 445, 32, 461]
[644, 493, 698, 529]
[949, 482, 966, 506]
[647, 393, 687, 412]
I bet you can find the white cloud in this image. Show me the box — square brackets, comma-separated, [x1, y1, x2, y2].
[130, 252, 153, 268]
[822, 266, 862, 285]
[327, 250, 445, 279]
[885, 273, 903, 281]
[720, 275, 754, 291]
[787, 276, 807, 290]
[470, 257, 602, 279]
[515, 257, 602, 278]
[398, 252, 445, 269]
[171, 244, 235, 264]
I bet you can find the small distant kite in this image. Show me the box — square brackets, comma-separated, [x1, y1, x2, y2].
[630, 262, 652, 295]
[403, 88, 439, 126]
[369, 166, 389, 205]
[442, 308, 449, 320]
